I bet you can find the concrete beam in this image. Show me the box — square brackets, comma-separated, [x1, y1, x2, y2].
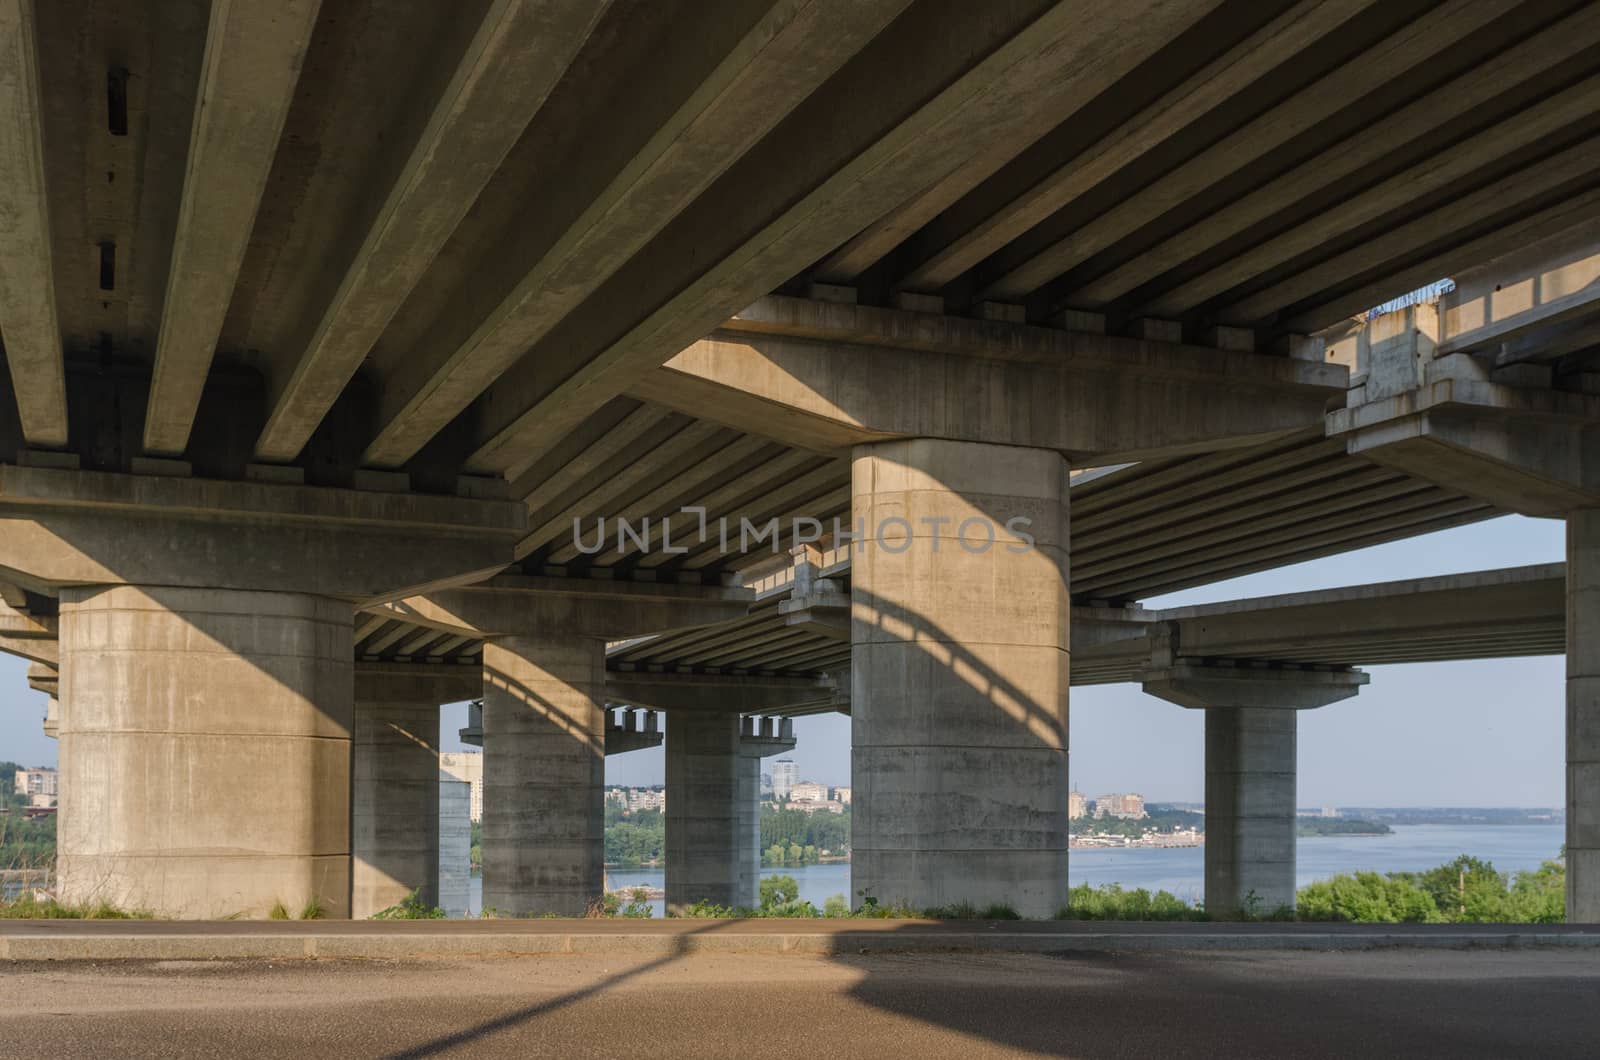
[652, 304, 1344, 463]
[1141, 662, 1368, 711]
[1067, 2, 1600, 312]
[361, 0, 911, 469]
[605, 672, 833, 713]
[374, 575, 755, 641]
[810, 0, 1223, 284]
[1326, 354, 1600, 517]
[0, 465, 525, 598]
[355, 661, 481, 706]
[142, 0, 322, 456]
[992, 0, 1509, 305]
[888, 0, 1369, 295]
[252, 0, 608, 463]
[0, 0, 67, 448]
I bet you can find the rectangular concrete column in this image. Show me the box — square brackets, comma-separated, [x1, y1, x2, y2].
[852, 438, 1070, 918]
[1205, 707, 1297, 918]
[352, 700, 440, 918]
[1569, 510, 1600, 922]
[481, 633, 605, 916]
[737, 736, 762, 909]
[56, 586, 352, 919]
[438, 777, 472, 918]
[665, 712, 747, 913]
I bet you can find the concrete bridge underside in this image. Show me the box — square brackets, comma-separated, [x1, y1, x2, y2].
[0, 0, 1598, 920]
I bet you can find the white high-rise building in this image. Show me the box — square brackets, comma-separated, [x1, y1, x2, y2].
[771, 759, 799, 799]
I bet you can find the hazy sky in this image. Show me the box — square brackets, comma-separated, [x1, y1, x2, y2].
[1, 514, 1567, 807]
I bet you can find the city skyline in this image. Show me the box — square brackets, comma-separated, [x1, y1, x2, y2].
[2, 515, 1567, 806]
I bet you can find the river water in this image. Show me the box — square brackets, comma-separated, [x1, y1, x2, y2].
[465, 824, 1566, 917]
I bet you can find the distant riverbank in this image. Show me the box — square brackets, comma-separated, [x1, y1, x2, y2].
[466, 824, 1566, 917]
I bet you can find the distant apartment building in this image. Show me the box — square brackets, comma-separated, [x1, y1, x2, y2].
[13, 767, 58, 809]
[438, 751, 483, 822]
[831, 786, 851, 805]
[1068, 790, 1087, 820]
[1094, 793, 1146, 819]
[771, 759, 799, 799]
[606, 786, 666, 813]
[760, 772, 773, 795]
[789, 781, 829, 805]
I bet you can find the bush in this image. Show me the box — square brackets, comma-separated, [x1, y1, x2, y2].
[822, 894, 851, 918]
[1057, 883, 1206, 922]
[371, 888, 446, 920]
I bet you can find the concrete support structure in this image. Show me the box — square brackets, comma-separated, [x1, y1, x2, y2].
[481, 634, 605, 917]
[1143, 664, 1366, 917]
[1569, 512, 1600, 922]
[438, 777, 472, 919]
[1204, 708, 1298, 918]
[56, 586, 352, 919]
[665, 712, 745, 914]
[851, 438, 1070, 918]
[351, 700, 440, 919]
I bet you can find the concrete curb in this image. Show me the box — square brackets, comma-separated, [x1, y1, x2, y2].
[4, 929, 1600, 961]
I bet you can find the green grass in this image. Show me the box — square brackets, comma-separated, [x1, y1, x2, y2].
[1057, 883, 1208, 922]
[0, 893, 151, 919]
[370, 889, 446, 920]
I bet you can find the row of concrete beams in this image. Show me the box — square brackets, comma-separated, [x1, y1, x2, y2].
[801, 0, 1600, 336]
[0, 0, 1230, 478]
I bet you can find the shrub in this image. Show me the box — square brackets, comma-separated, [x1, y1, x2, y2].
[371, 888, 446, 920]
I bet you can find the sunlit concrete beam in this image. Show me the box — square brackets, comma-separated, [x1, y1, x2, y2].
[0, 0, 67, 449]
[142, 0, 322, 456]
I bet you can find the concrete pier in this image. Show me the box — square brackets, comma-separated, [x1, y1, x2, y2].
[55, 586, 352, 919]
[665, 713, 745, 913]
[438, 776, 472, 919]
[352, 700, 440, 918]
[481, 635, 605, 917]
[851, 438, 1071, 918]
[1144, 665, 1366, 917]
[1205, 708, 1298, 917]
[1570, 511, 1600, 922]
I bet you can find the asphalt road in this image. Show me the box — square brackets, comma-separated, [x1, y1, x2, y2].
[2, 949, 1597, 1059]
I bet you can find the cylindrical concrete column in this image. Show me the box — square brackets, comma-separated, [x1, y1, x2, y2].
[1568, 510, 1600, 922]
[665, 712, 747, 913]
[57, 585, 352, 918]
[352, 700, 440, 918]
[852, 438, 1070, 918]
[1205, 707, 1297, 918]
[481, 633, 605, 916]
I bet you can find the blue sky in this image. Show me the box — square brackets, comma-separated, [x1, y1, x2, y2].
[1, 514, 1567, 806]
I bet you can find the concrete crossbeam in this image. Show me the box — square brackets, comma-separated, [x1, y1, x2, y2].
[0, 466, 525, 598]
[652, 301, 1344, 463]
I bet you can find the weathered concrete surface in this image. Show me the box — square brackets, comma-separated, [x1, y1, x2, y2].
[56, 586, 352, 919]
[852, 438, 1069, 918]
[437, 776, 471, 919]
[351, 700, 439, 919]
[1570, 511, 1600, 923]
[665, 712, 745, 913]
[480, 634, 604, 917]
[1203, 707, 1298, 918]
